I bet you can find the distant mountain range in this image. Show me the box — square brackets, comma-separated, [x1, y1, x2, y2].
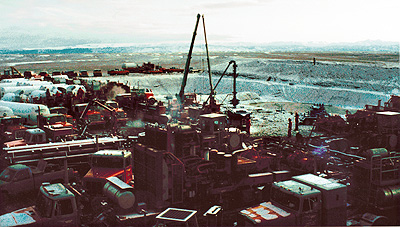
[0, 38, 398, 54]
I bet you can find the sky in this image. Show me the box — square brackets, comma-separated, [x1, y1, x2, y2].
[0, 0, 399, 48]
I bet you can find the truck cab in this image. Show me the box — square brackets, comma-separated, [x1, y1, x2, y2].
[4, 128, 47, 147]
[0, 162, 73, 196]
[101, 100, 128, 127]
[83, 149, 133, 195]
[0, 115, 26, 141]
[93, 69, 102, 77]
[240, 180, 322, 226]
[49, 106, 76, 128]
[0, 164, 37, 195]
[79, 70, 89, 77]
[73, 103, 105, 129]
[239, 174, 346, 226]
[39, 113, 75, 141]
[0, 183, 79, 227]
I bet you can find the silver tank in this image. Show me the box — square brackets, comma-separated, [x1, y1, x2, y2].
[103, 177, 135, 210]
[376, 185, 400, 207]
[363, 148, 389, 160]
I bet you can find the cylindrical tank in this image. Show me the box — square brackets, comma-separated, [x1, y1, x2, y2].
[122, 63, 137, 69]
[208, 149, 218, 162]
[0, 79, 28, 89]
[16, 80, 52, 86]
[30, 90, 47, 99]
[103, 181, 135, 210]
[364, 148, 389, 160]
[1, 93, 23, 102]
[1, 86, 42, 98]
[0, 106, 13, 117]
[376, 185, 400, 207]
[0, 100, 50, 124]
[0, 78, 27, 84]
[224, 153, 238, 174]
[224, 154, 232, 174]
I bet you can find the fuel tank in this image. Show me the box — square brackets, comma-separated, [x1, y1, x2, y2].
[103, 177, 135, 210]
[376, 185, 400, 207]
[364, 148, 389, 160]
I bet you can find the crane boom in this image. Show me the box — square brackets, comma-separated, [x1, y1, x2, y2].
[78, 99, 117, 136]
[10, 66, 23, 77]
[204, 60, 239, 108]
[202, 14, 213, 97]
[178, 13, 201, 103]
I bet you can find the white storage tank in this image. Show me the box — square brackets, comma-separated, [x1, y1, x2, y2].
[1, 93, 28, 102]
[16, 80, 53, 86]
[1, 86, 42, 98]
[0, 100, 50, 125]
[0, 106, 14, 117]
[122, 63, 137, 69]
[29, 90, 47, 100]
[0, 78, 27, 83]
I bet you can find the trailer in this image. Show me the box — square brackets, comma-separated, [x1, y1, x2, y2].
[4, 136, 126, 165]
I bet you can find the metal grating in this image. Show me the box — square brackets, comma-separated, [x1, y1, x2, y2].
[156, 208, 197, 222]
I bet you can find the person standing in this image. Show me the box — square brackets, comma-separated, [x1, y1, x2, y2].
[77, 87, 85, 103]
[46, 88, 51, 106]
[294, 112, 299, 131]
[288, 118, 292, 137]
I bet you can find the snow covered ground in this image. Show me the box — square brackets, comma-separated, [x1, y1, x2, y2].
[89, 58, 398, 137]
[94, 58, 398, 109]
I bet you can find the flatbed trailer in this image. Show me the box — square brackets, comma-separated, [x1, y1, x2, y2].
[4, 136, 126, 165]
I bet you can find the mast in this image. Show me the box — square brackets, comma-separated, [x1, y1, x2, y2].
[202, 14, 214, 103]
[178, 14, 201, 103]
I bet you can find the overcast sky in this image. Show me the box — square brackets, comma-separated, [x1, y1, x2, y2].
[1, 0, 399, 48]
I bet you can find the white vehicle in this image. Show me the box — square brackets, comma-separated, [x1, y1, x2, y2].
[0, 101, 50, 125]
